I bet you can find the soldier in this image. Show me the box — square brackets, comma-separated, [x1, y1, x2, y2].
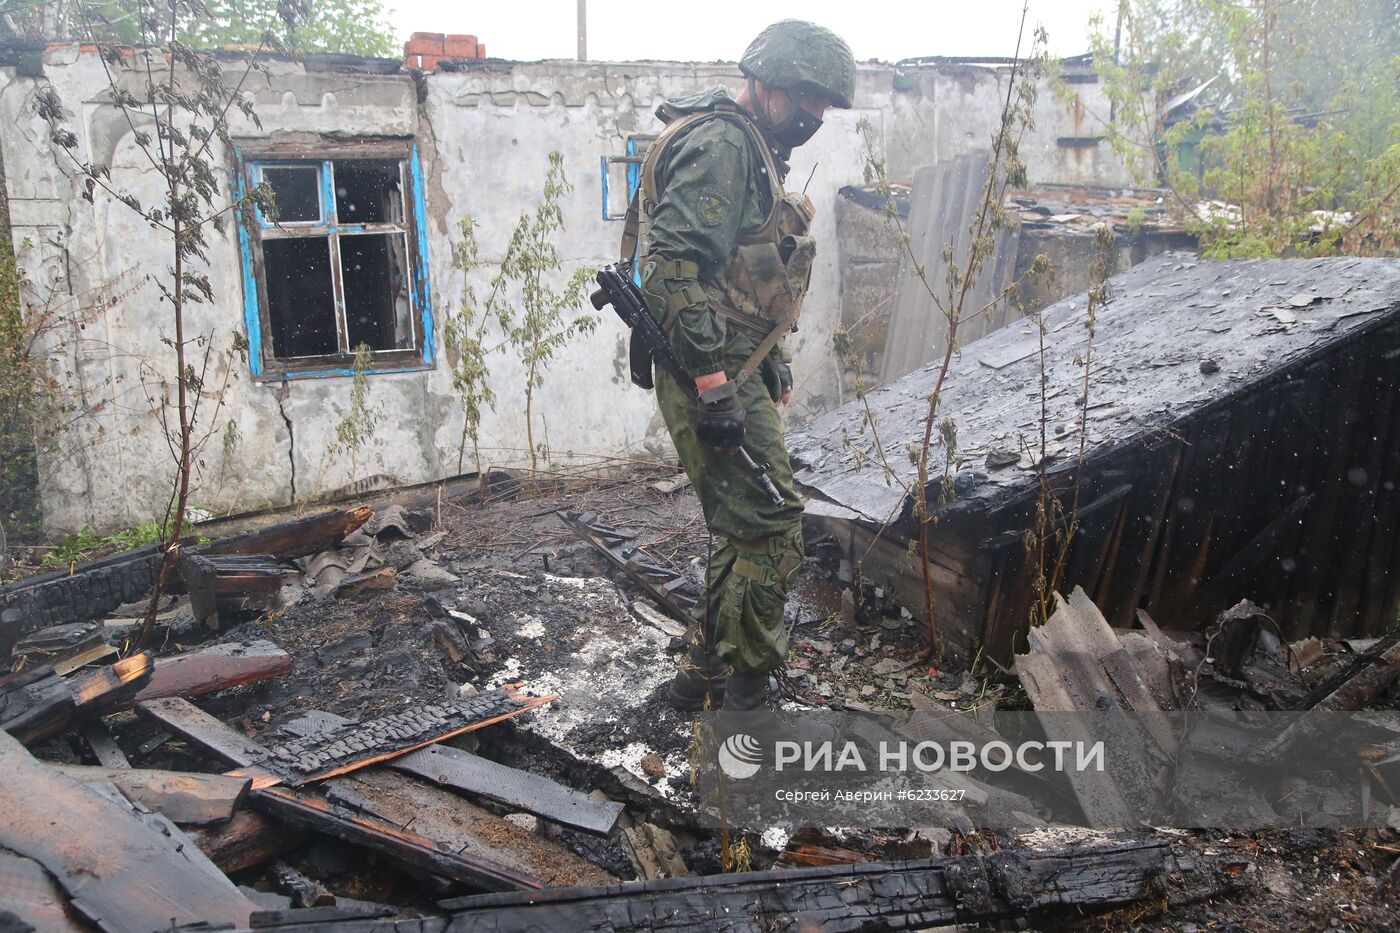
[619, 20, 856, 712]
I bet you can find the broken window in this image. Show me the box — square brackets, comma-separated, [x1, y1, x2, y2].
[235, 144, 434, 378]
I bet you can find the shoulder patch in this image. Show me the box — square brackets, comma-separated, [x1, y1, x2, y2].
[697, 185, 731, 227]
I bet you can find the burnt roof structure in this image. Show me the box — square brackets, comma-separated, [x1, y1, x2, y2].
[790, 253, 1400, 659]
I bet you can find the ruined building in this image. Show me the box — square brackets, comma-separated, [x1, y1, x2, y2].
[0, 45, 1130, 532]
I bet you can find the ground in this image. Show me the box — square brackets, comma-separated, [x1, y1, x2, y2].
[16, 465, 1400, 929]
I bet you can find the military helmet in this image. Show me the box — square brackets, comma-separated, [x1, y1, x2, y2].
[740, 20, 856, 109]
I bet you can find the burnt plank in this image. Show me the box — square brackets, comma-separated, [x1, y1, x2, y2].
[190, 810, 301, 874]
[327, 771, 612, 890]
[69, 652, 154, 712]
[272, 861, 337, 908]
[80, 718, 131, 769]
[0, 666, 74, 744]
[136, 696, 272, 771]
[440, 841, 1173, 931]
[0, 846, 89, 932]
[0, 729, 256, 932]
[50, 764, 251, 825]
[253, 783, 546, 893]
[202, 507, 373, 561]
[130, 640, 291, 707]
[390, 744, 623, 836]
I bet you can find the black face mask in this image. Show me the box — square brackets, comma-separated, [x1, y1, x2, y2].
[768, 108, 823, 149]
[751, 81, 823, 150]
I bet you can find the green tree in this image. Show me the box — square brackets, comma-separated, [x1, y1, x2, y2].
[37, 0, 278, 643]
[1, 0, 396, 56]
[1081, 0, 1400, 257]
[184, 0, 396, 57]
[504, 153, 596, 473]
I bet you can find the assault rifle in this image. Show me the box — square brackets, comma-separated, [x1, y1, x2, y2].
[591, 262, 784, 507]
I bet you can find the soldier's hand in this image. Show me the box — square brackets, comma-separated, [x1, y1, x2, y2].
[696, 381, 746, 452]
[777, 362, 793, 406]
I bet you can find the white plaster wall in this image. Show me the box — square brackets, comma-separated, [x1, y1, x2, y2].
[2, 50, 1129, 532]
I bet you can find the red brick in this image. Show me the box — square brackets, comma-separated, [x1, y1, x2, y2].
[409, 31, 445, 44]
[443, 35, 479, 59]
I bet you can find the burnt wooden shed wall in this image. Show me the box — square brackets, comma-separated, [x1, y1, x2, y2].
[791, 255, 1400, 662]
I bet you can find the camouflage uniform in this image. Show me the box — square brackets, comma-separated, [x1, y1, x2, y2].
[640, 88, 806, 677]
[626, 21, 855, 707]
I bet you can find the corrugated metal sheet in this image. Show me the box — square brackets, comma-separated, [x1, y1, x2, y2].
[878, 153, 1022, 383]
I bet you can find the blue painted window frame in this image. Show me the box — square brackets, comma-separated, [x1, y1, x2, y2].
[232, 142, 435, 380]
[599, 135, 654, 222]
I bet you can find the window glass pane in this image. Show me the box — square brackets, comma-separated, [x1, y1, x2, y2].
[341, 233, 413, 352]
[261, 165, 321, 223]
[334, 160, 404, 225]
[264, 237, 338, 357]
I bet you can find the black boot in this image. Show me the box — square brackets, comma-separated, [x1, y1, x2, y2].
[719, 671, 770, 711]
[721, 670, 837, 746]
[667, 646, 728, 710]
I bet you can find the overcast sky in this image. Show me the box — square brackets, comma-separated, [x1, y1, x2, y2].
[388, 0, 1117, 63]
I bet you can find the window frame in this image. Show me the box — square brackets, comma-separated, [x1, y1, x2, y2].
[232, 137, 436, 380]
[600, 134, 656, 221]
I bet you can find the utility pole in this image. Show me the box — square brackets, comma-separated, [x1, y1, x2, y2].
[577, 0, 587, 61]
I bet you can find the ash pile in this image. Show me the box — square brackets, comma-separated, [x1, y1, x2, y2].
[0, 471, 1397, 931]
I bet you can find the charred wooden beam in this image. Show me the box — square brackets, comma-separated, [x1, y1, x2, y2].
[0, 541, 171, 646]
[1246, 629, 1400, 764]
[1299, 628, 1400, 712]
[129, 639, 292, 708]
[253, 783, 547, 893]
[439, 840, 1175, 931]
[202, 507, 373, 561]
[81, 717, 131, 769]
[190, 809, 302, 874]
[70, 651, 154, 712]
[390, 743, 624, 836]
[50, 764, 251, 824]
[136, 695, 274, 771]
[1, 653, 152, 745]
[0, 665, 72, 744]
[559, 511, 699, 624]
[272, 861, 337, 908]
[181, 554, 287, 630]
[0, 729, 257, 931]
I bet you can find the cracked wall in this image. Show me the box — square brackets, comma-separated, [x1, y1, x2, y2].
[0, 49, 1128, 532]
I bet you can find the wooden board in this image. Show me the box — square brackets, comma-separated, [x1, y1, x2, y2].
[441, 840, 1173, 931]
[0, 729, 256, 932]
[390, 744, 623, 836]
[202, 507, 373, 561]
[130, 640, 291, 707]
[136, 696, 274, 772]
[323, 770, 614, 889]
[254, 783, 543, 893]
[0, 847, 90, 932]
[50, 764, 251, 825]
[79, 719, 130, 770]
[189, 810, 300, 874]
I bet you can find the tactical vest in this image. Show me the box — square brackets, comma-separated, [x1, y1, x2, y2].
[619, 99, 816, 385]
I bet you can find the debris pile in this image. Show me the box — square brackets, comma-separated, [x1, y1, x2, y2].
[1, 475, 1397, 930]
